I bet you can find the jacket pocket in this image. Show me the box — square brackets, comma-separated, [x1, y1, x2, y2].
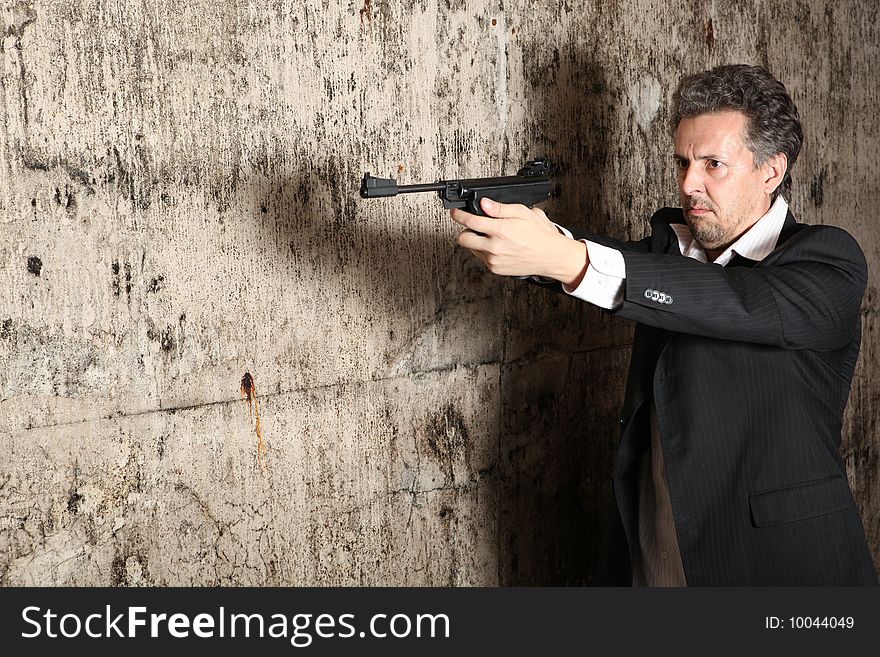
[748, 475, 853, 528]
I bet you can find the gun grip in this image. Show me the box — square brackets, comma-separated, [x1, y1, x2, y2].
[466, 197, 533, 281]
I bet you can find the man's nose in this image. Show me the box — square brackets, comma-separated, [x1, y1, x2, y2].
[680, 164, 705, 196]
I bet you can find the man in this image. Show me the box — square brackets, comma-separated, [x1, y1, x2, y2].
[451, 65, 878, 586]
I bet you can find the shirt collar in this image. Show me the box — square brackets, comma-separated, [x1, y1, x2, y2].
[670, 196, 789, 266]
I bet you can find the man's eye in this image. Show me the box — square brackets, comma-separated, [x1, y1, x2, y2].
[675, 159, 688, 169]
[708, 160, 723, 169]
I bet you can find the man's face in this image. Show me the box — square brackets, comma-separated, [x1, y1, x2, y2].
[673, 111, 773, 256]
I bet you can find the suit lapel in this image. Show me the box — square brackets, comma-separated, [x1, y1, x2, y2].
[755, 210, 808, 265]
[776, 210, 800, 246]
[727, 253, 759, 268]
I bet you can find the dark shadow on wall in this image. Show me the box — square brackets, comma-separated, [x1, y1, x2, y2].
[243, 153, 509, 373]
[497, 46, 630, 585]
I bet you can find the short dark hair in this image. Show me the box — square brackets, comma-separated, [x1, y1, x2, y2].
[670, 64, 803, 201]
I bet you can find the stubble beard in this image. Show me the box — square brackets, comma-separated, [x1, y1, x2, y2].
[688, 216, 727, 250]
[684, 199, 746, 253]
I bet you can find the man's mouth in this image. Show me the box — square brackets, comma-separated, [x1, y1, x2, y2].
[687, 206, 712, 217]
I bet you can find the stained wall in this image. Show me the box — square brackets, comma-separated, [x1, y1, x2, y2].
[1, 0, 877, 585]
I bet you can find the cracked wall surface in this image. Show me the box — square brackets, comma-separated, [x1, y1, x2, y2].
[1, 0, 879, 585]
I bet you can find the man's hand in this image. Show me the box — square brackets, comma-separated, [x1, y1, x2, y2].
[450, 197, 589, 286]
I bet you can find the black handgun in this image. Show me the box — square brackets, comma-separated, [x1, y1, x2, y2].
[359, 159, 552, 216]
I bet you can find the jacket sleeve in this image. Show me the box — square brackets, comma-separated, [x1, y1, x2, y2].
[609, 225, 867, 351]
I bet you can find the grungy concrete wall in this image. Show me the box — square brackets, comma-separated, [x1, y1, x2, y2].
[1, 0, 878, 585]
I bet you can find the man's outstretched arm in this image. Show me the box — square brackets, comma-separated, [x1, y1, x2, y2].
[451, 198, 867, 351]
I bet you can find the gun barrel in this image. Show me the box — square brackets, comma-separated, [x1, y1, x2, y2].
[397, 182, 446, 193]
[361, 174, 446, 198]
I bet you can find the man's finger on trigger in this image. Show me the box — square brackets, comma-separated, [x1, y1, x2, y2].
[450, 208, 491, 233]
[449, 208, 473, 226]
[456, 211, 496, 235]
[457, 229, 490, 251]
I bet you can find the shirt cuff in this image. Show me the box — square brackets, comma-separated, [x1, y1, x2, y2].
[562, 240, 626, 309]
[553, 223, 574, 239]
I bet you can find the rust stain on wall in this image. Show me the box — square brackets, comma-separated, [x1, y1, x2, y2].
[241, 372, 266, 459]
[359, 0, 372, 24]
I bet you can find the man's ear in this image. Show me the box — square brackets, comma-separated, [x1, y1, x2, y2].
[763, 152, 788, 195]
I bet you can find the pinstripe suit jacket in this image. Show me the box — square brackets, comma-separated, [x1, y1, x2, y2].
[569, 207, 878, 586]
